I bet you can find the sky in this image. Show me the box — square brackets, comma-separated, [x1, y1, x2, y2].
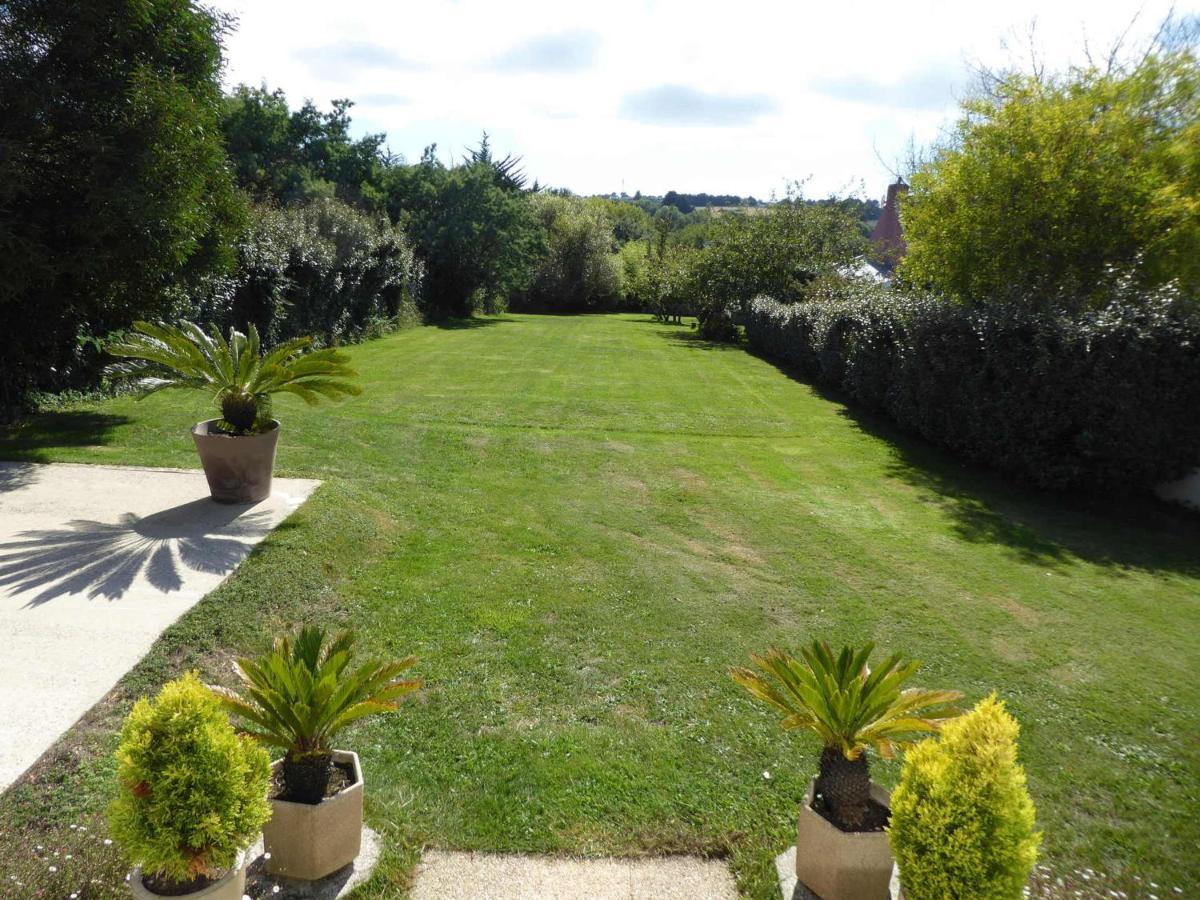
[209, 0, 1192, 202]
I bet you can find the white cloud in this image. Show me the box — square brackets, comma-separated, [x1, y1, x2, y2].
[620, 85, 778, 126]
[297, 40, 426, 80]
[211, 0, 1190, 200]
[485, 30, 603, 73]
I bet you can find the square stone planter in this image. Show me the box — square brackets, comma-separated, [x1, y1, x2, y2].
[795, 777, 893, 900]
[263, 750, 363, 881]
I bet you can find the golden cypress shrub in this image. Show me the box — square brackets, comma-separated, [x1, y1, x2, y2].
[108, 673, 272, 886]
[888, 694, 1040, 899]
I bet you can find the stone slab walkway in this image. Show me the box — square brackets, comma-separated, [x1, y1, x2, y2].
[411, 851, 738, 900]
[0, 461, 318, 791]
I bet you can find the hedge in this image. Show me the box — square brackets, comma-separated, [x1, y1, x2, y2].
[743, 282, 1200, 490]
[195, 198, 423, 345]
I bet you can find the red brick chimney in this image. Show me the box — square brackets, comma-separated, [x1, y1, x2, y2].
[870, 178, 908, 270]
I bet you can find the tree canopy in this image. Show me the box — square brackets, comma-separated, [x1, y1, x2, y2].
[221, 85, 389, 208]
[384, 145, 543, 316]
[901, 40, 1200, 309]
[0, 0, 244, 410]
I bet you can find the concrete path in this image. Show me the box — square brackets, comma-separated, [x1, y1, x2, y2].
[0, 461, 318, 791]
[411, 851, 738, 900]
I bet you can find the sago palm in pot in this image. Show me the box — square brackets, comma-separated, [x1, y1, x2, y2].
[731, 641, 963, 900]
[212, 626, 421, 880]
[106, 320, 361, 501]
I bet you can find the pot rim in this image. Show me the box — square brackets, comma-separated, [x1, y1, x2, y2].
[801, 775, 891, 837]
[192, 418, 281, 438]
[269, 749, 363, 809]
[131, 847, 247, 898]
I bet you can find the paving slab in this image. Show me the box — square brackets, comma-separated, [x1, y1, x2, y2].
[774, 847, 818, 899]
[245, 826, 380, 899]
[411, 850, 738, 900]
[0, 461, 319, 791]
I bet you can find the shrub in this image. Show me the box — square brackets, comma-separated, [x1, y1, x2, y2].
[518, 194, 621, 312]
[214, 626, 421, 803]
[888, 695, 1040, 900]
[108, 673, 272, 888]
[902, 42, 1200, 309]
[744, 279, 1200, 490]
[730, 641, 961, 830]
[199, 198, 421, 345]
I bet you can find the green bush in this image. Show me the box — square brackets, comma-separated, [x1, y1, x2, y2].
[902, 44, 1200, 309]
[517, 194, 621, 312]
[744, 279, 1200, 490]
[888, 695, 1040, 900]
[109, 673, 272, 887]
[198, 198, 421, 345]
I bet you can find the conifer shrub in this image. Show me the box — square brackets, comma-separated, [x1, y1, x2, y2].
[888, 694, 1040, 900]
[108, 673, 272, 888]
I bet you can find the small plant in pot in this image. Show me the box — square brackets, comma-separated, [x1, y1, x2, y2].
[213, 626, 421, 882]
[730, 641, 962, 900]
[107, 321, 361, 503]
[109, 673, 272, 899]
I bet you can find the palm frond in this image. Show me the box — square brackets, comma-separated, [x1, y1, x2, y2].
[218, 627, 421, 756]
[104, 320, 362, 434]
[731, 640, 963, 759]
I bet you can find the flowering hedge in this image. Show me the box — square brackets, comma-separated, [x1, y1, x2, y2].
[195, 198, 423, 345]
[744, 283, 1200, 490]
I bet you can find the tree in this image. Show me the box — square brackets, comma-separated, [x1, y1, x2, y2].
[692, 197, 867, 309]
[588, 197, 652, 244]
[0, 0, 244, 412]
[518, 194, 620, 312]
[661, 190, 694, 214]
[384, 145, 542, 316]
[221, 86, 389, 208]
[901, 37, 1200, 309]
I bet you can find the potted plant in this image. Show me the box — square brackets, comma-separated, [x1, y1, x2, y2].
[213, 626, 421, 881]
[888, 694, 1041, 900]
[107, 320, 361, 503]
[109, 673, 272, 899]
[730, 641, 962, 900]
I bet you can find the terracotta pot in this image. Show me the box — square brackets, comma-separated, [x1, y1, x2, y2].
[191, 419, 279, 503]
[795, 777, 894, 900]
[129, 849, 247, 899]
[263, 749, 363, 881]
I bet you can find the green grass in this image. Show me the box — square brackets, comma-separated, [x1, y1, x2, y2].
[1, 313, 1198, 898]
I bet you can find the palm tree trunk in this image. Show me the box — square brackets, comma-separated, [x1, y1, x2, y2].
[816, 747, 871, 830]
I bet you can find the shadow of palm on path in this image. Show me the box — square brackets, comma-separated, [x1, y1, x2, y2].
[0, 498, 274, 606]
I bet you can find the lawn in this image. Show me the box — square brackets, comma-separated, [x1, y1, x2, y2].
[1, 313, 1197, 898]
